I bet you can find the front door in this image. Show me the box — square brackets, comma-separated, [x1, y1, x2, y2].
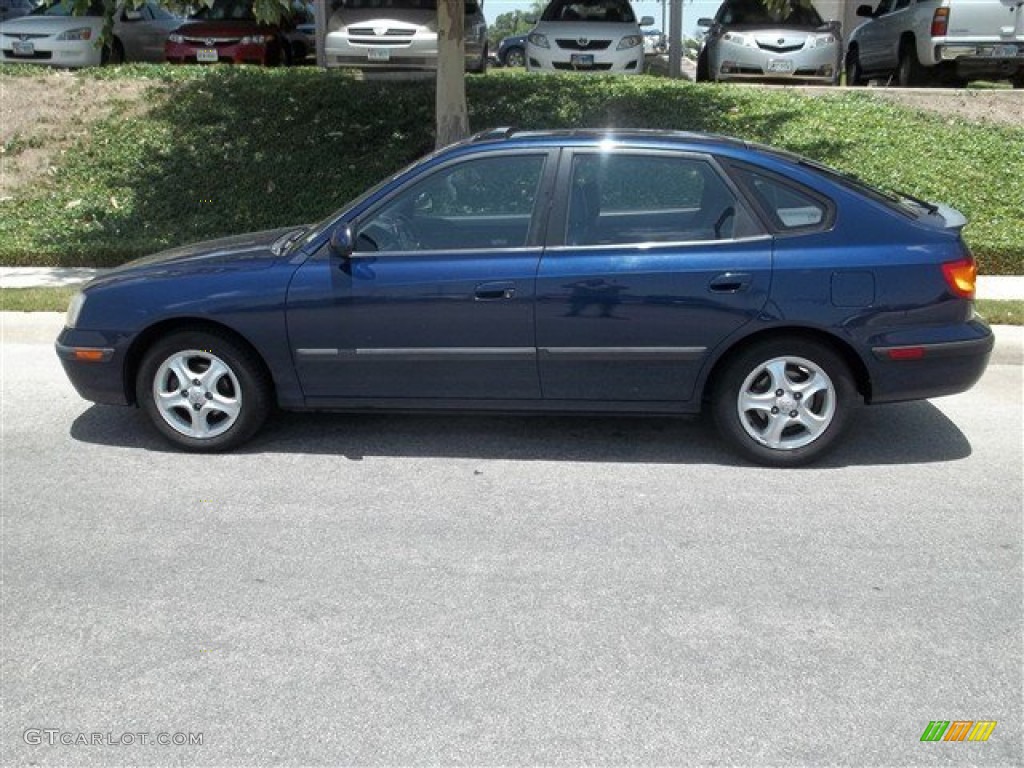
[286, 150, 554, 404]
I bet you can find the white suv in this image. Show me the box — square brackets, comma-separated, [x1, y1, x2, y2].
[526, 0, 654, 75]
[846, 0, 1024, 87]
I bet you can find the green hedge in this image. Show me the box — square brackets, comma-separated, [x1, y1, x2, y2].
[0, 66, 1020, 273]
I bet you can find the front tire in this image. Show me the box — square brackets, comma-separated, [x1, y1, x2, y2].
[696, 47, 710, 82]
[137, 330, 271, 452]
[845, 48, 864, 86]
[712, 339, 855, 467]
[504, 46, 525, 68]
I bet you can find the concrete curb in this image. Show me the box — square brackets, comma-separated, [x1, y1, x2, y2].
[3, 312, 1019, 365]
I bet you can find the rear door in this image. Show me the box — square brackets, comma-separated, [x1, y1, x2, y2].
[535, 148, 773, 404]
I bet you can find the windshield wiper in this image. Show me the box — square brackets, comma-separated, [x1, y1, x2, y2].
[271, 227, 308, 256]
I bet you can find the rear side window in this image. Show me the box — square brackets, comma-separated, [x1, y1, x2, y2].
[728, 165, 831, 232]
[565, 152, 760, 245]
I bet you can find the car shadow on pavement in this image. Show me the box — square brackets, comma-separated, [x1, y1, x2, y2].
[69, 400, 971, 467]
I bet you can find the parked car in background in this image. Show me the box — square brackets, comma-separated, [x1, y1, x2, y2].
[165, 0, 308, 66]
[56, 129, 992, 466]
[526, 0, 654, 74]
[846, 0, 1024, 88]
[496, 33, 526, 66]
[290, 1, 316, 63]
[0, 0, 179, 67]
[0, 0, 36, 24]
[324, 0, 488, 73]
[643, 27, 666, 54]
[697, 0, 842, 84]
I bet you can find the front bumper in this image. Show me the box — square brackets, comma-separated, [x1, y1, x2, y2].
[56, 328, 133, 406]
[712, 39, 838, 82]
[325, 31, 439, 70]
[526, 42, 643, 74]
[0, 39, 102, 67]
[165, 40, 277, 66]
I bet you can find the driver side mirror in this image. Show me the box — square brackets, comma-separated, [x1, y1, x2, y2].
[856, 4, 874, 18]
[123, 9, 143, 21]
[639, 15, 655, 27]
[697, 17, 713, 27]
[329, 224, 354, 259]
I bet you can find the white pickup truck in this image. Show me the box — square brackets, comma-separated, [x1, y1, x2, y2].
[845, 0, 1024, 87]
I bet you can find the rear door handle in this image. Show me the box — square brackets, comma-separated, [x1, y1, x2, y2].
[709, 272, 753, 293]
[474, 281, 516, 301]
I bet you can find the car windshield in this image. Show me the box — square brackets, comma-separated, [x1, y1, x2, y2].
[332, 0, 481, 13]
[31, 0, 103, 16]
[541, 0, 636, 24]
[717, 0, 823, 27]
[190, 0, 257, 21]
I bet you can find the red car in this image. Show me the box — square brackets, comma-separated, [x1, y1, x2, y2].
[165, 0, 307, 66]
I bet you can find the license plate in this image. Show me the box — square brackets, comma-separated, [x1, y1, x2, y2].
[992, 45, 1018, 57]
[570, 53, 594, 68]
[767, 58, 794, 73]
[196, 48, 218, 63]
[367, 47, 390, 61]
[11, 41, 35, 57]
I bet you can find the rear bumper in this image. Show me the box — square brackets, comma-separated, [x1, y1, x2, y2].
[866, 322, 994, 404]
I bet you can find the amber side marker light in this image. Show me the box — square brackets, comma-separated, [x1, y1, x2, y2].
[942, 258, 977, 299]
[73, 349, 107, 362]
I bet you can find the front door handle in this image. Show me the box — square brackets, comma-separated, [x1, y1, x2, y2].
[709, 272, 753, 293]
[475, 281, 516, 301]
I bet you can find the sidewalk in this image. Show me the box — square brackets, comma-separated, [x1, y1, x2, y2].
[2, 267, 1022, 300]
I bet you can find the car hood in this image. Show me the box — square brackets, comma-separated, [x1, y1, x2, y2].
[173, 19, 273, 36]
[531, 20, 641, 39]
[330, 9, 436, 32]
[0, 15, 102, 34]
[87, 227, 302, 288]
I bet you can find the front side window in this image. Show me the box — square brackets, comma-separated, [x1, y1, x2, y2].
[356, 154, 546, 253]
[565, 152, 757, 245]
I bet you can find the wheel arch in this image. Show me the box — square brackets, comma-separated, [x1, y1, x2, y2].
[701, 326, 872, 407]
[123, 317, 276, 406]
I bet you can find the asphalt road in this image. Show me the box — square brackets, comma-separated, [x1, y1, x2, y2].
[2, 317, 1021, 766]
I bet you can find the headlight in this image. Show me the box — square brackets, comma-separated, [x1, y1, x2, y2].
[806, 33, 836, 48]
[722, 31, 754, 47]
[616, 34, 643, 50]
[528, 32, 549, 49]
[241, 34, 274, 45]
[168, 33, 184, 43]
[65, 292, 86, 329]
[56, 27, 92, 41]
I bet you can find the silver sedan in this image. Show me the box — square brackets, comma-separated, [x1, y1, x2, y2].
[696, 0, 842, 85]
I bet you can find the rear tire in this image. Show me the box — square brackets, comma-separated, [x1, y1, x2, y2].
[1012, 72, 1024, 89]
[712, 339, 856, 467]
[102, 38, 124, 66]
[137, 330, 272, 452]
[897, 42, 926, 87]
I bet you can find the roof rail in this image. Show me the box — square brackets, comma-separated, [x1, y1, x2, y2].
[472, 127, 518, 142]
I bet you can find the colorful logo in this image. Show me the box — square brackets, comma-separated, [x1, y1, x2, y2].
[920, 721, 997, 742]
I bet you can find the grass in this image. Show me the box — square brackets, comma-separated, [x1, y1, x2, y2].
[0, 64, 1021, 274]
[3, 287, 1021, 326]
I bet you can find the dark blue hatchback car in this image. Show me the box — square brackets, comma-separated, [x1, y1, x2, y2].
[56, 129, 993, 465]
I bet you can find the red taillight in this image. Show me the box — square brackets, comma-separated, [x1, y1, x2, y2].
[942, 258, 977, 299]
[931, 7, 949, 37]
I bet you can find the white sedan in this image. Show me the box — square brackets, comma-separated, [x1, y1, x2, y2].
[0, 0, 180, 67]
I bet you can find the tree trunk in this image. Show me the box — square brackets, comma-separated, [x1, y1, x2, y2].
[435, 0, 468, 149]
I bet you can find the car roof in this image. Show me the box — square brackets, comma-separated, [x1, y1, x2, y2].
[465, 127, 751, 152]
